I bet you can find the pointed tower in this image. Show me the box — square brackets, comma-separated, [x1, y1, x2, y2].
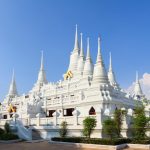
[74, 24, 80, 52]
[83, 37, 93, 77]
[77, 33, 85, 75]
[68, 25, 80, 73]
[37, 51, 47, 85]
[108, 52, 120, 89]
[8, 70, 18, 97]
[93, 37, 109, 84]
[134, 71, 143, 99]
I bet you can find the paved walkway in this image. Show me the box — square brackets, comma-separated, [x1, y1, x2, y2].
[0, 141, 106, 150]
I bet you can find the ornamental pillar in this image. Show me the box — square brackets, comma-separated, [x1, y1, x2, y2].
[27, 114, 31, 126]
[96, 108, 102, 128]
[53, 111, 58, 126]
[36, 113, 42, 126]
[72, 109, 78, 126]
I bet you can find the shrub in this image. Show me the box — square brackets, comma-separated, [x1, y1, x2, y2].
[132, 106, 150, 140]
[0, 128, 5, 135]
[103, 118, 117, 140]
[131, 138, 150, 144]
[114, 109, 123, 137]
[51, 137, 132, 145]
[59, 121, 67, 138]
[4, 122, 11, 134]
[0, 133, 19, 140]
[82, 117, 97, 138]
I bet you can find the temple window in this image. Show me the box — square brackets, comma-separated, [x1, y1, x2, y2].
[25, 95, 29, 98]
[3, 115, 7, 119]
[63, 108, 74, 116]
[54, 97, 60, 99]
[47, 110, 55, 117]
[89, 107, 96, 115]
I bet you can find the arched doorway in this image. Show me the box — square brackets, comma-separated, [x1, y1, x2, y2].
[89, 107, 96, 115]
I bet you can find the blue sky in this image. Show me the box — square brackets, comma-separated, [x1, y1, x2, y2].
[0, 0, 150, 100]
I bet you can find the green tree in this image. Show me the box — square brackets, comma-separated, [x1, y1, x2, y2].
[0, 128, 4, 135]
[103, 118, 117, 140]
[83, 117, 97, 138]
[59, 121, 67, 138]
[114, 109, 123, 137]
[4, 122, 11, 134]
[133, 106, 150, 140]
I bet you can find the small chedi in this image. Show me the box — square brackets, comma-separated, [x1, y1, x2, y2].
[0, 25, 147, 139]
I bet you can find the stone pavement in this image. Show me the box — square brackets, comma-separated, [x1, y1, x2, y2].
[0, 141, 106, 150]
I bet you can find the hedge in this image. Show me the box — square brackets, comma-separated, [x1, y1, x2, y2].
[131, 138, 150, 144]
[0, 128, 5, 135]
[0, 133, 19, 140]
[51, 137, 132, 145]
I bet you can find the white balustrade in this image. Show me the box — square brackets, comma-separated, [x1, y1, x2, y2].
[40, 118, 48, 126]
[30, 118, 37, 126]
[64, 116, 74, 125]
[77, 117, 85, 125]
[20, 118, 28, 126]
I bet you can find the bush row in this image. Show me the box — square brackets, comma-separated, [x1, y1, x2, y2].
[131, 138, 150, 144]
[0, 133, 19, 140]
[0, 123, 19, 140]
[52, 137, 150, 145]
[51, 137, 132, 145]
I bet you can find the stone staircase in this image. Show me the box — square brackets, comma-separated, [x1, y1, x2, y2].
[32, 129, 43, 140]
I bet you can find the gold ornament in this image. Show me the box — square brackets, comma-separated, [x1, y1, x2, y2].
[64, 70, 73, 80]
[8, 104, 16, 113]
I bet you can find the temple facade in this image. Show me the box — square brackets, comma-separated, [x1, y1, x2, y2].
[0, 26, 145, 139]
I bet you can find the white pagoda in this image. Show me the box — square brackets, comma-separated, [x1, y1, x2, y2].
[0, 26, 144, 139]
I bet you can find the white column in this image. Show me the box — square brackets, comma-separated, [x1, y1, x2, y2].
[72, 109, 78, 125]
[127, 108, 133, 138]
[27, 114, 31, 126]
[121, 114, 128, 138]
[36, 113, 41, 126]
[120, 108, 128, 137]
[96, 109, 103, 138]
[7, 113, 10, 120]
[53, 111, 58, 126]
[96, 109, 103, 127]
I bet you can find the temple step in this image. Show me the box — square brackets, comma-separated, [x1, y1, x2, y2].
[32, 129, 43, 140]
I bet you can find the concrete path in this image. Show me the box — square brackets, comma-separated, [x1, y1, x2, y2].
[0, 141, 106, 150]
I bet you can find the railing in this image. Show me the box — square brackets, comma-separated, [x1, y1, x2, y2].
[47, 118, 55, 126]
[77, 117, 85, 125]
[57, 116, 74, 125]
[30, 118, 37, 126]
[64, 116, 74, 125]
[0, 119, 12, 126]
[0, 115, 95, 127]
[20, 118, 28, 126]
[46, 96, 80, 106]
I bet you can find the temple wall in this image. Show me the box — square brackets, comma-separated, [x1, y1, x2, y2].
[0, 109, 134, 139]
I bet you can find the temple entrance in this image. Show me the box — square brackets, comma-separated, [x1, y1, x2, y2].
[3, 115, 7, 119]
[47, 110, 55, 117]
[63, 108, 74, 116]
[89, 107, 96, 115]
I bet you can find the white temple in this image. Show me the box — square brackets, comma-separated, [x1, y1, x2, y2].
[0, 26, 145, 139]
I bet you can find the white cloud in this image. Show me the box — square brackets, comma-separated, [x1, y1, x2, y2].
[127, 73, 150, 99]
